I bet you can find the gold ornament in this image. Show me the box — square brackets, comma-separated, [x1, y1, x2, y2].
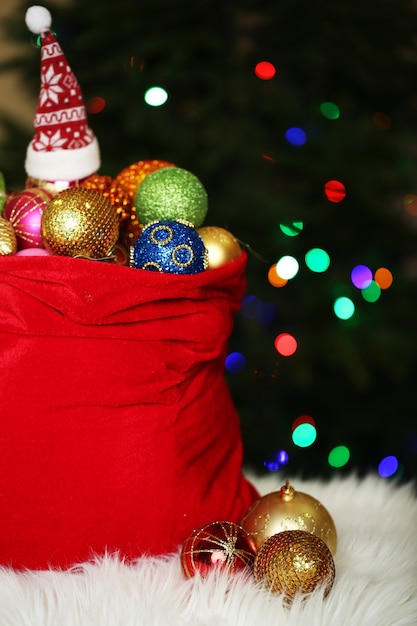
[41, 188, 119, 258]
[253, 530, 336, 599]
[240, 480, 337, 554]
[197, 226, 242, 269]
[110, 160, 175, 244]
[0, 216, 17, 255]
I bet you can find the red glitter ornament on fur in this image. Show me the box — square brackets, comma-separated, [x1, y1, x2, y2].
[180, 521, 257, 579]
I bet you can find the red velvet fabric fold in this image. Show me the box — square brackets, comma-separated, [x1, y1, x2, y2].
[0, 253, 257, 570]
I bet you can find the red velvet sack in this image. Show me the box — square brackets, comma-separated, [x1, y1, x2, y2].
[0, 252, 257, 570]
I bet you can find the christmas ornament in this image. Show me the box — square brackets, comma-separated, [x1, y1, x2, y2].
[41, 188, 119, 258]
[110, 160, 175, 231]
[79, 174, 113, 198]
[240, 480, 337, 554]
[15, 248, 50, 256]
[253, 530, 336, 599]
[197, 226, 242, 269]
[0, 172, 6, 215]
[25, 6, 100, 181]
[0, 217, 17, 255]
[132, 219, 208, 273]
[135, 167, 208, 228]
[180, 521, 257, 579]
[25, 177, 79, 195]
[4, 188, 54, 250]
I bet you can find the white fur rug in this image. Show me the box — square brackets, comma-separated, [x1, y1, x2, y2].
[0, 474, 416, 626]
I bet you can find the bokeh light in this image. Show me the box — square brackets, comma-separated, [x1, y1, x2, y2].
[375, 267, 393, 289]
[378, 455, 399, 478]
[268, 264, 288, 287]
[144, 86, 168, 106]
[254, 61, 276, 80]
[274, 333, 298, 356]
[305, 248, 330, 272]
[320, 101, 340, 120]
[225, 352, 246, 374]
[279, 221, 303, 236]
[328, 445, 350, 468]
[324, 179, 346, 203]
[292, 423, 317, 448]
[285, 127, 307, 146]
[292, 415, 316, 431]
[351, 264, 373, 289]
[403, 194, 417, 216]
[373, 112, 391, 130]
[87, 96, 106, 114]
[264, 449, 289, 472]
[276, 255, 299, 279]
[361, 280, 381, 302]
[333, 296, 355, 320]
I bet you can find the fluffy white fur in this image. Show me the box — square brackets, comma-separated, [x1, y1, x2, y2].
[0, 474, 416, 626]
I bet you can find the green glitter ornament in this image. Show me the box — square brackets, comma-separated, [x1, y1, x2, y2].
[134, 167, 208, 227]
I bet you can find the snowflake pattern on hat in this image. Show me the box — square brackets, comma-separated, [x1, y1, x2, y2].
[25, 6, 100, 182]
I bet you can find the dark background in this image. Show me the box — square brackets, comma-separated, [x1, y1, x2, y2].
[1, 0, 417, 482]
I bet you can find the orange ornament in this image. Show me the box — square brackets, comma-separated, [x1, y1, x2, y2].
[79, 174, 113, 198]
[109, 160, 175, 244]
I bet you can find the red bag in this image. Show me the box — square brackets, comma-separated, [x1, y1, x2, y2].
[0, 252, 258, 570]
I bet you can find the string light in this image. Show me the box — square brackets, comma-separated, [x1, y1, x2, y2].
[333, 296, 355, 320]
[328, 445, 350, 468]
[378, 455, 399, 478]
[285, 127, 307, 146]
[324, 179, 346, 203]
[375, 267, 393, 289]
[274, 333, 298, 356]
[276, 255, 299, 280]
[292, 423, 317, 448]
[144, 86, 168, 106]
[305, 248, 330, 272]
[225, 352, 246, 374]
[254, 61, 276, 80]
[268, 264, 288, 288]
[279, 221, 303, 236]
[361, 280, 381, 303]
[320, 101, 340, 120]
[351, 264, 372, 289]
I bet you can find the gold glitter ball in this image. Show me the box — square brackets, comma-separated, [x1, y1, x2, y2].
[0, 216, 17, 255]
[41, 188, 119, 258]
[253, 530, 336, 600]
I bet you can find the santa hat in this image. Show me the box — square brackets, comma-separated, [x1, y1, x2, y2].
[25, 5, 100, 182]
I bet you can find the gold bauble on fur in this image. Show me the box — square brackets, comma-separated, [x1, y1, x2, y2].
[240, 480, 337, 554]
[253, 530, 336, 599]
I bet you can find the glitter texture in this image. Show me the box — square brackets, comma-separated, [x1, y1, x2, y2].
[0, 216, 17, 255]
[253, 530, 336, 599]
[41, 188, 119, 258]
[135, 167, 208, 227]
[132, 219, 208, 274]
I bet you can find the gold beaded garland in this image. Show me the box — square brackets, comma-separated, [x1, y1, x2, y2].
[41, 188, 119, 258]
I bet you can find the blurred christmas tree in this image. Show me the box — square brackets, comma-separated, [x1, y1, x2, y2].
[1, 0, 417, 481]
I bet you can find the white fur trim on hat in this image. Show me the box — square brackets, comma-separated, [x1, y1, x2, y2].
[25, 136, 101, 182]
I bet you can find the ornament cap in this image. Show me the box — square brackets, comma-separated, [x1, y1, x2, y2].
[279, 479, 296, 501]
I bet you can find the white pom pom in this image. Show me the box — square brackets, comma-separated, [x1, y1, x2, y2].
[25, 6, 52, 35]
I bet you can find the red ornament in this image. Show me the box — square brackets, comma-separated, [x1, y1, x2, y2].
[180, 521, 257, 579]
[4, 188, 54, 250]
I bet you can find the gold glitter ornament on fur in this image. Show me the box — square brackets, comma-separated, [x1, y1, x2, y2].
[240, 480, 337, 554]
[253, 530, 336, 599]
[0, 216, 17, 255]
[41, 188, 119, 258]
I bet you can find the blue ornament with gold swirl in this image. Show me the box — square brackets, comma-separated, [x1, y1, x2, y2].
[132, 219, 208, 274]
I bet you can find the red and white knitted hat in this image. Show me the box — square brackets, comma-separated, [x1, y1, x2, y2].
[25, 5, 100, 182]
